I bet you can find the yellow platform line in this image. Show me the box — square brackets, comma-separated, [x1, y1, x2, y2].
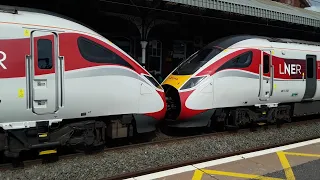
[277, 151, 296, 180]
[192, 169, 284, 180]
[192, 150, 320, 180]
[192, 169, 204, 180]
[283, 152, 320, 158]
[277, 151, 320, 180]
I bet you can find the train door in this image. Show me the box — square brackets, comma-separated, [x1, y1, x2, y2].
[26, 30, 64, 115]
[259, 50, 274, 101]
[302, 55, 317, 100]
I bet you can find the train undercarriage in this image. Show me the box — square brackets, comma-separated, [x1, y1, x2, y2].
[211, 104, 292, 131]
[211, 101, 320, 132]
[0, 115, 137, 159]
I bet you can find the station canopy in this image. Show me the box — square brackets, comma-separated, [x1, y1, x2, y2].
[163, 0, 320, 28]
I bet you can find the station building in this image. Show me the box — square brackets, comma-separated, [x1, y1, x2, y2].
[2, 0, 320, 80]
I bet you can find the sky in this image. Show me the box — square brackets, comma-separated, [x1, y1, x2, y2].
[310, 0, 320, 6]
[305, 0, 320, 12]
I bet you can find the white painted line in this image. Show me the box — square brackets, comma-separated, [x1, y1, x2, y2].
[192, 155, 245, 169]
[194, 137, 320, 169]
[127, 165, 197, 180]
[242, 138, 320, 158]
[129, 138, 320, 180]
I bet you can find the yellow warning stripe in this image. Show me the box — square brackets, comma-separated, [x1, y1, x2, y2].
[161, 75, 191, 90]
[192, 169, 284, 180]
[39, 149, 57, 155]
[38, 133, 48, 138]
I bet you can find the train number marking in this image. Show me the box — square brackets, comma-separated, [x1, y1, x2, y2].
[279, 63, 301, 76]
[0, 51, 7, 70]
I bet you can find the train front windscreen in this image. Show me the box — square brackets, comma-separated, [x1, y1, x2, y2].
[172, 47, 222, 75]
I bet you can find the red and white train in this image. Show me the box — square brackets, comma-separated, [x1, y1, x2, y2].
[162, 35, 320, 130]
[0, 5, 166, 158]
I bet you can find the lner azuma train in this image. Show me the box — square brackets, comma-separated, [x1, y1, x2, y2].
[162, 35, 320, 130]
[0, 5, 166, 158]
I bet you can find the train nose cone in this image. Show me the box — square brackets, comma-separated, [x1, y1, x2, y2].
[161, 74, 192, 120]
[144, 90, 167, 121]
[158, 90, 167, 119]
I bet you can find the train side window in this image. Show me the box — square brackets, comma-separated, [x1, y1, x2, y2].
[263, 54, 269, 74]
[77, 37, 133, 69]
[37, 39, 53, 69]
[216, 51, 252, 71]
[231, 51, 252, 68]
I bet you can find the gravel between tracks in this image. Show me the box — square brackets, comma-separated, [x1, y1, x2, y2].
[1, 120, 320, 180]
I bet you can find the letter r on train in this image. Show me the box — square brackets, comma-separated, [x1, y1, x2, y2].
[0, 51, 7, 70]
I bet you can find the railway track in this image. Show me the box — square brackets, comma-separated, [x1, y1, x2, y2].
[0, 117, 319, 173]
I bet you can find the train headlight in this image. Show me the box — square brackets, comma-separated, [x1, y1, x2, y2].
[180, 76, 207, 90]
[144, 75, 163, 90]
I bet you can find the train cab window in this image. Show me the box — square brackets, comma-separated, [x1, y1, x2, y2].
[173, 47, 222, 75]
[37, 39, 53, 69]
[217, 51, 252, 71]
[77, 37, 132, 69]
[263, 54, 270, 74]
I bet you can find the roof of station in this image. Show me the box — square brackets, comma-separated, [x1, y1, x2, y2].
[163, 0, 320, 28]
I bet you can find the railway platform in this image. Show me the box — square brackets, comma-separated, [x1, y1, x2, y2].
[127, 138, 320, 180]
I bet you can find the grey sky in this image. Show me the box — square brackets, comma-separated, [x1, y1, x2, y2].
[310, 0, 320, 6]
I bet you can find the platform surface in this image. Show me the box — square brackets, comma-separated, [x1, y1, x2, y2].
[126, 138, 320, 180]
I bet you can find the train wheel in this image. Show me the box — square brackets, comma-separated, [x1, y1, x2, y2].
[210, 109, 227, 132]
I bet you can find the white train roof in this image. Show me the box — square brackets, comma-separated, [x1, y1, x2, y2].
[211, 35, 320, 52]
[0, 5, 101, 38]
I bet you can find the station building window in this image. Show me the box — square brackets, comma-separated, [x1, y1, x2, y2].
[172, 41, 187, 70]
[37, 39, 53, 69]
[111, 36, 133, 57]
[148, 40, 162, 74]
[77, 37, 133, 69]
